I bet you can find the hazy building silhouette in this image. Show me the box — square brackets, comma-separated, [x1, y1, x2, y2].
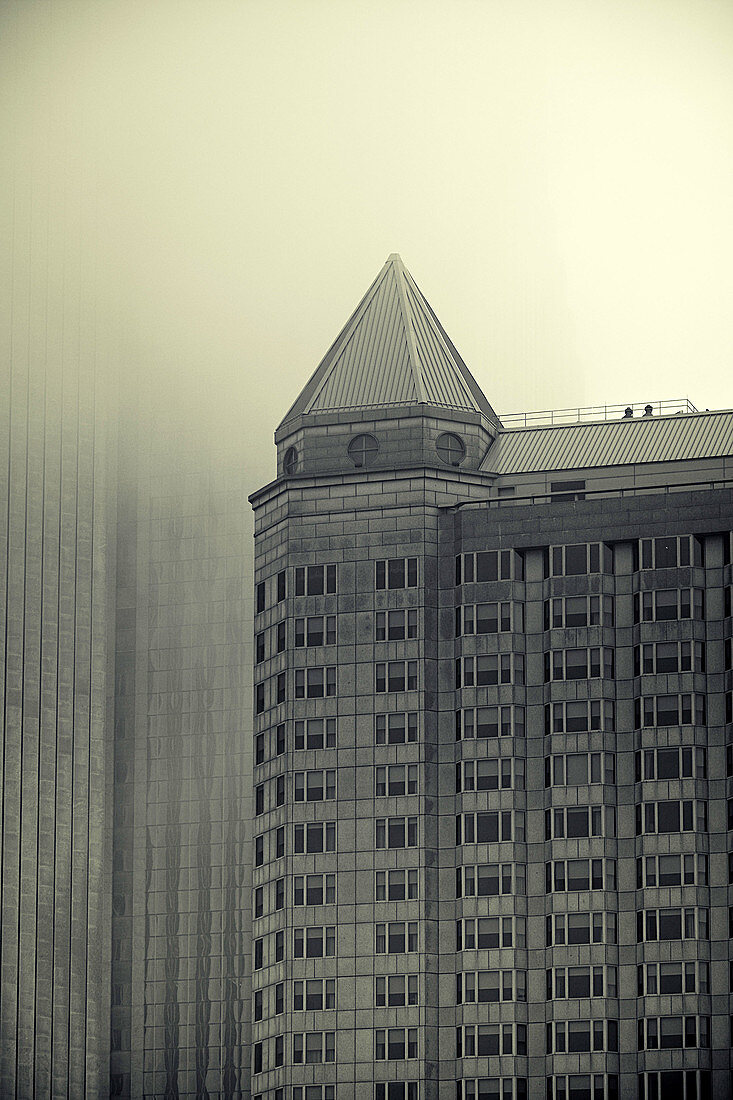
[249, 255, 733, 1100]
[4, 250, 733, 1099]
[2, 352, 253, 1097]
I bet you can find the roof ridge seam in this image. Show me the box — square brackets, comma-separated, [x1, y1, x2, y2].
[392, 257, 424, 404]
[402, 268, 476, 408]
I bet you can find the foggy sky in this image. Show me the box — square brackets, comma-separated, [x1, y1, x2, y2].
[2, 0, 733, 497]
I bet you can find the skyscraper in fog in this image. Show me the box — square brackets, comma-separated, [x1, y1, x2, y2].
[4, 250, 733, 1099]
[249, 255, 733, 1100]
[2, 350, 253, 1094]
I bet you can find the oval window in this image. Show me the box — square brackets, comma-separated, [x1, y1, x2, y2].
[347, 433, 379, 468]
[283, 446, 299, 475]
[436, 432, 465, 467]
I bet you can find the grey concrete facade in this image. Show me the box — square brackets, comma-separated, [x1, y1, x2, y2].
[249, 256, 733, 1100]
[251, 423, 733, 1099]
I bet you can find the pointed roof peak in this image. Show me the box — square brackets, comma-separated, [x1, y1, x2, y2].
[277, 255, 501, 435]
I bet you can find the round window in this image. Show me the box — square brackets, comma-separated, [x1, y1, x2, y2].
[283, 446, 298, 475]
[436, 432, 466, 466]
[347, 433, 379, 468]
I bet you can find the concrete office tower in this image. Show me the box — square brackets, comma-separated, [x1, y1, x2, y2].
[250, 255, 733, 1100]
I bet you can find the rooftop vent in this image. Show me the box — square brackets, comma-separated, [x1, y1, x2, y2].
[624, 407, 633, 418]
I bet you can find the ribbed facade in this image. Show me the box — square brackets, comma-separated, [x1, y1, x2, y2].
[109, 382, 253, 1099]
[0, 353, 113, 1098]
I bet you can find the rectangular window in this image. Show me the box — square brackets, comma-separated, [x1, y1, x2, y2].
[456, 706, 525, 739]
[458, 757, 525, 793]
[547, 752, 615, 787]
[293, 873, 336, 906]
[295, 717, 336, 749]
[295, 564, 337, 595]
[457, 863, 524, 898]
[456, 602, 523, 635]
[374, 1027, 418, 1060]
[276, 570, 286, 602]
[376, 817, 418, 849]
[636, 693, 706, 728]
[546, 806, 614, 840]
[294, 822, 336, 853]
[294, 770, 336, 802]
[636, 746, 706, 781]
[375, 712, 418, 744]
[457, 916, 526, 951]
[374, 1086, 418, 1100]
[456, 1024, 527, 1058]
[545, 594, 614, 628]
[546, 647, 614, 681]
[637, 535, 703, 569]
[549, 543, 612, 576]
[457, 653, 525, 687]
[546, 859, 615, 893]
[294, 615, 337, 647]
[548, 1020, 618, 1054]
[637, 908, 708, 943]
[375, 764, 418, 797]
[376, 609, 418, 640]
[547, 699, 615, 733]
[546, 912, 616, 947]
[634, 588, 704, 622]
[256, 582, 265, 613]
[548, 966, 616, 999]
[375, 869, 418, 901]
[550, 478, 586, 501]
[635, 799, 706, 835]
[635, 640, 706, 674]
[457, 969, 526, 1004]
[375, 557, 418, 590]
[638, 1016, 708, 1051]
[375, 661, 418, 693]
[375, 921, 419, 954]
[458, 810, 524, 843]
[293, 926, 336, 959]
[375, 975, 419, 1007]
[295, 667, 337, 698]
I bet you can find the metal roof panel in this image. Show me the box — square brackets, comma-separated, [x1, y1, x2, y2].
[277, 255, 500, 430]
[484, 411, 733, 474]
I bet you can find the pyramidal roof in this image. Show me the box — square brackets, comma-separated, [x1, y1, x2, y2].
[277, 255, 500, 432]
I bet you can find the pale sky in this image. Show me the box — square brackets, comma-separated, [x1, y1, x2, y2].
[2, 0, 733, 491]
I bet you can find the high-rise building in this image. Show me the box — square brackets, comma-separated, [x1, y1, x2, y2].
[2, 263, 253, 1095]
[4, 246, 733, 1098]
[250, 255, 733, 1100]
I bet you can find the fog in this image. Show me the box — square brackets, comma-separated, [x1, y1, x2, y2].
[3, 0, 733, 499]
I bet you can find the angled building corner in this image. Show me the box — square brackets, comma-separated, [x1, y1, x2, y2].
[248, 254, 733, 1100]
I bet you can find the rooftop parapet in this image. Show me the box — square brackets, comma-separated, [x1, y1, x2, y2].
[500, 397, 698, 428]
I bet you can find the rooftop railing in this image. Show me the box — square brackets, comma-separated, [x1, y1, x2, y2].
[499, 398, 698, 428]
[448, 476, 732, 511]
